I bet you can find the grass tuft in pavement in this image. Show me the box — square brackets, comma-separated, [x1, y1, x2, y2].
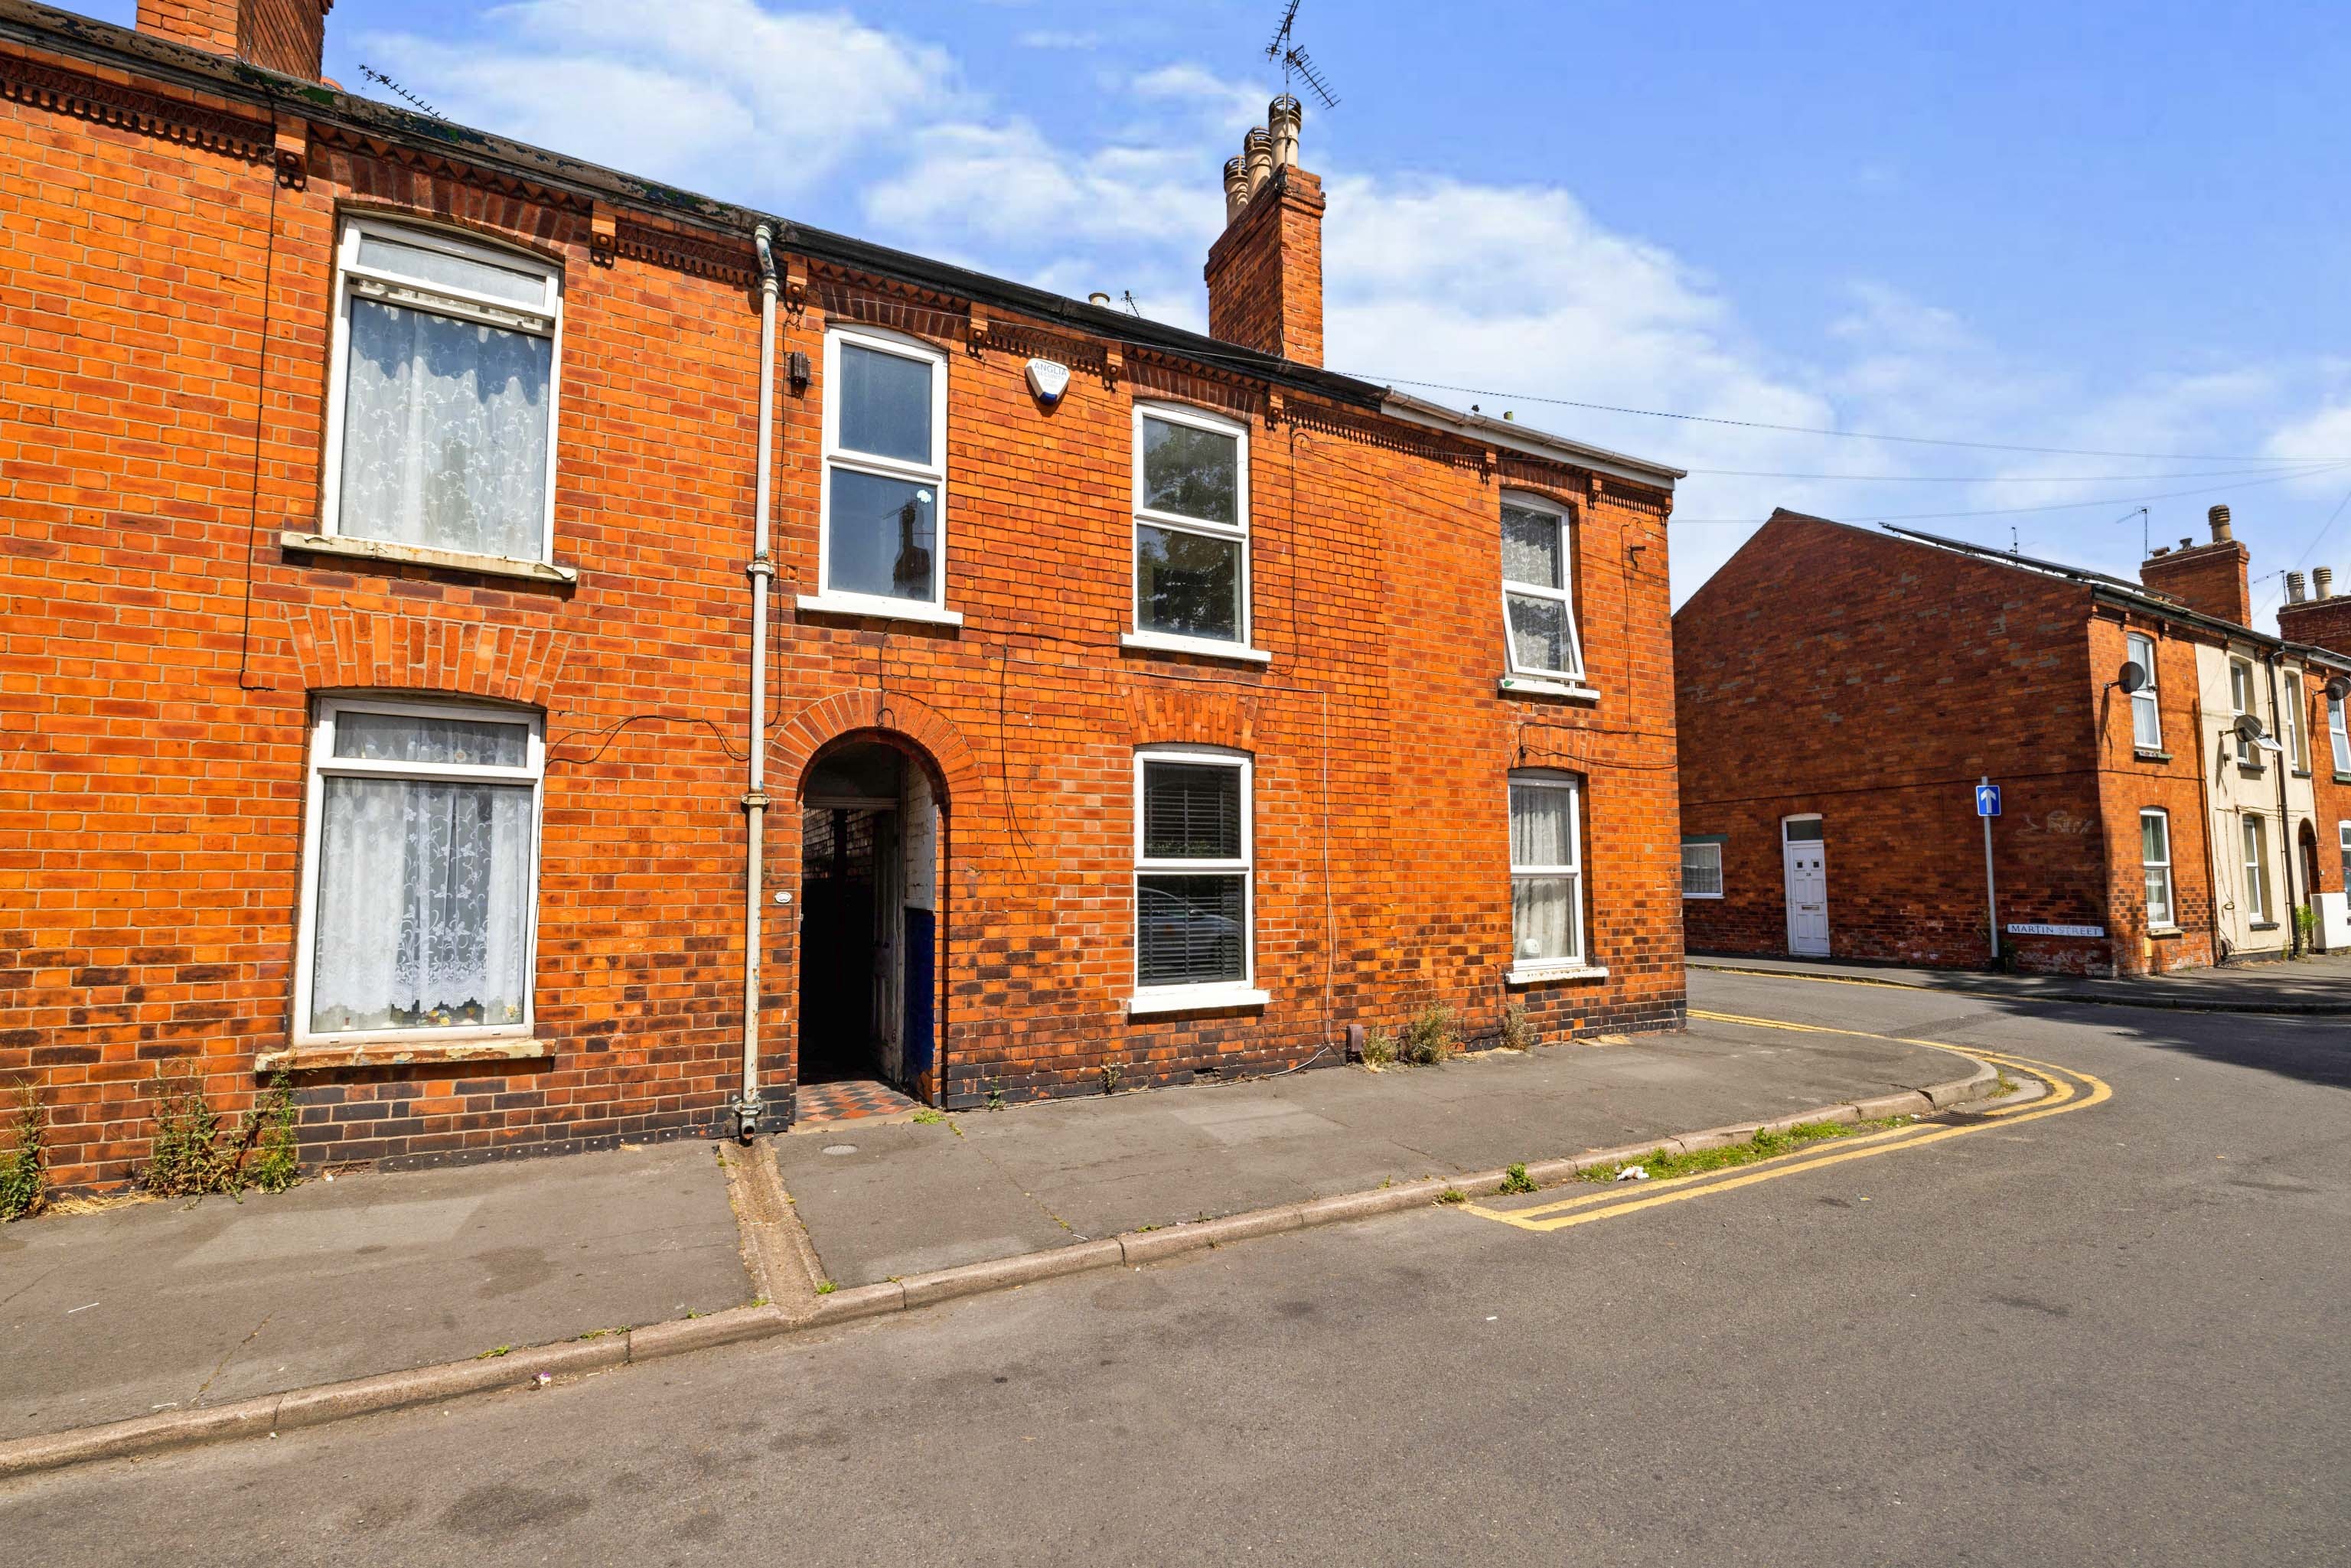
[1580, 1117, 1911, 1184]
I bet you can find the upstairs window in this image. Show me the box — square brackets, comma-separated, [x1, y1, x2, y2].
[1133, 748, 1255, 1002]
[2333, 693, 2351, 774]
[2126, 632, 2161, 750]
[1132, 405, 1250, 649]
[1500, 495, 1583, 682]
[323, 219, 562, 562]
[1510, 771, 1585, 968]
[2284, 670, 2308, 771]
[2141, 809, 2174, 929]
[297, 698, 543, 1041]
[2230, 657, 2259, 765]
[820, 327, 950, 611]
[1681, 839, 1723, 898]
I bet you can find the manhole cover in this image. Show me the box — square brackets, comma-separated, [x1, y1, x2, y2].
[820, 1144, 859, 1156]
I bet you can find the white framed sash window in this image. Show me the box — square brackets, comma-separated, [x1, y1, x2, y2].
[1127, 403, 1254, 657]
[319, 218, 563, 563]
[1130, 745, 1264, 1012]
[294, 696, 545, 1045]
[808, 324, 956, 622]
[1500, 494, 1584, 683]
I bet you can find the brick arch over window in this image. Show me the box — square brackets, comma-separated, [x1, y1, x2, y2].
[774, 689, 983, 807]
[287, 608, 572, 708]
[1126, 685, 1260, 751]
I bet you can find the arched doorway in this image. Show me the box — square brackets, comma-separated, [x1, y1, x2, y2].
[2301, 820, 2322, 919]
[796, 735, 944, 1101]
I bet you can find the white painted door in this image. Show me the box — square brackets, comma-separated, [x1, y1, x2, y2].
[1782, 823, 1829, 956]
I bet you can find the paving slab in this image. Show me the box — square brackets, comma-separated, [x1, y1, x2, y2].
[775, 1012, 1970, 1288]
[0, 1140, 748, 1442]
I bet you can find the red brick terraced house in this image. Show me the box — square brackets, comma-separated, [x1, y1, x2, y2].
[1, 1, 1691, 1191]
[1675, 508, 2351, 978]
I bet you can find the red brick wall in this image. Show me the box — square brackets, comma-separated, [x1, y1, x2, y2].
[1204, 168, 1325, 367]
[1, 41, 1684, 1190]
[236, 0, 328, 80]
[2139, 539, 2251, 628]
[1676, 514, 2129, 973]
[135, 0, 238, 55]
[2085, 612, 2216, 973]
[136, 0, 326, 79]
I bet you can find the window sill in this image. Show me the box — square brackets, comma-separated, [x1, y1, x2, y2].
[258, 1031, 548, 1072]
[2132, 748, 2172, 764]
[281, 530, 576, 585]
[2248, 921, 2281, 933]
[1125, 984, 1270, 1016]
[1120, 631, 1272, 665]
[1681, 892, 1723, 901]
[1498, 674, 1599, 703]
[2147, 925, 2185, 939]
[2291, 768, 2313, 780]
[797, 592, 964, 628]
[1505, 963, 1609, 986]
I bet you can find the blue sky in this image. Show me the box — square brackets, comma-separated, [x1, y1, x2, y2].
[88, 1, 2351, 618]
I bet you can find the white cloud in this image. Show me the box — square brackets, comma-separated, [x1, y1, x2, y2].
[355, 0, 956, 199]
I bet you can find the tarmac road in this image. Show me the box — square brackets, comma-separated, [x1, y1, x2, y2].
[5, 969, 2346, 1566]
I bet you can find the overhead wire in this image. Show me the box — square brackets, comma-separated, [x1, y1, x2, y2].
[1347, 373, 2345, 465]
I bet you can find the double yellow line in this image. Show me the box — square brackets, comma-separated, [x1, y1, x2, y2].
[1461, 1011, 2111, 1234]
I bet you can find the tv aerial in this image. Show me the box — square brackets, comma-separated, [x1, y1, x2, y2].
[1264, 0, 1340, 109]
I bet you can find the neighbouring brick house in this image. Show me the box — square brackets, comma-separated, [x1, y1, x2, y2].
[2, 1, 1689, 1191]
[1675, 508, 2351, 977]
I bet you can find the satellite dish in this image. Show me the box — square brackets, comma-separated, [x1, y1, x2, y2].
[2116, 660, 2147, 695]
[2330, 676, 2351, 703]
[2233, 712, 2268, 743]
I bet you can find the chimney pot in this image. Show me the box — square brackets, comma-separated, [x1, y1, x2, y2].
[1243, 128, 1274, 194]
[2288, 571, 2308, 604]
[1268, 95, 1303, 168]
[2209, 504, 2232, 542]
[1087, 291, 1111, 308]
[2180, 538, 2193, 550]
[2319, 567, 2336, 601]
[1221, 157, 1247, 221]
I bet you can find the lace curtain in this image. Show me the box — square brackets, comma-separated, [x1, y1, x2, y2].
[338, 298, 551, 559]
[311, 776, 533, 1032]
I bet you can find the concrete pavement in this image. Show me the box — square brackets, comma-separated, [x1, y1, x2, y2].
[0, 1141, 748, 1442]
[772, 1009, 1974, 1287]
[6, 969, 2343, 1566]
[1690, 949, 2351, 1012]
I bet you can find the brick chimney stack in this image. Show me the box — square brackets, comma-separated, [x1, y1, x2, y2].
[2139, 504, 2253, 627]
[2279, 560, 2351, 654]
[1204, 95, 1325, 367]
[136, 1, 333, 83]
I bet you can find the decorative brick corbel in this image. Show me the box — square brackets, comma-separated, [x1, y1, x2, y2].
[589, 202, 618, 266]
[1103, 344, 1123, 387]
[784, 256, 810, 313]
[967, 305, 990, 354]
[1587, 472, 1606, 504]
[273, 115, 308, 188]
[1266, 389, 1284, 428]
[1482, 445, 1498, 482]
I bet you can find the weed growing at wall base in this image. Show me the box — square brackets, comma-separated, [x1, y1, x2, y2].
[1, 1081, 46, 1220]
[142, 1068, 302, 1198]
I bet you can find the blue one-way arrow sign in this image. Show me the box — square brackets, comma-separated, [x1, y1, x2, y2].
[1976, 783, 2002, 817]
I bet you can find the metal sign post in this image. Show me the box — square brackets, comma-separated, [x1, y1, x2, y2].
[1976, 778, 2002, 963]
